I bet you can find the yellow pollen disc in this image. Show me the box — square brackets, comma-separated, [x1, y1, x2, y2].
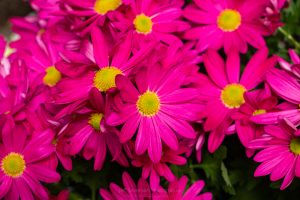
[43, 66, 62, 87]
[93, 66, 122, 92]
[1, 152, 26, 178]
[253, 109, 267, 116]
[137, 91, 160, 117]
[134, 14, 153, 34]
[290, 138, 300, 155]
[221, 83, 246, 109]
[217, 9, 241, 32]
[88, 113, 104, 131]
[94, 0, 121, 15]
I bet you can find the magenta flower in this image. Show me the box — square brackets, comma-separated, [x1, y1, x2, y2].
[249, 119, 300, 190]
[111, 0, 189, 45]
[65, 88, 128, 170]
[252, 68, 300, 125]
[0, 120, 60, 199]
[130, 143, 187, 190]
[233, 87, 279, 157]
[100, 172, 212, 200]
[183, 127, 206, 163]
[55, 27, 154, 104]
[198, 48, 276, 152]
[153, 176, 212, 200]
[107, 65, 202, 163]
[278, 49, 300, 78]
[62, 0, 129, 34]
[100, 172, 152, 200]
[183, 0, 270, 53]
[261, 0, 288, 33]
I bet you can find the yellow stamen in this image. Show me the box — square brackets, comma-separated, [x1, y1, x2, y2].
[253, 109, 266, 116]
[43, 66, 62, 87]
[94, 0, 121, 15]
[290, 138, 300, 155]
[88, 113, 104, 131]
[137, 91, 160, 116]
[1, 152, 26, 178]
[133, 14, 153, 34]
[221, 83, 246, 108]
[93, 66, 122, 92]
[217, 9, 241, 32]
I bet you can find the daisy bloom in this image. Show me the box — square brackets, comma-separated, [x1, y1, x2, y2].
[65, 88, 128, 170]
[107, 65, 202, 163]
[249, 119, 300, 190]
[278, 49, 300, 78]
[252, 68, 300, 126]
[62, 0, 129, 34]
[182, 126, 206, 163]
[233, 87, 279, 157]
[131, 143, 187, 190]
[153, 176, 213, 200]
[0, 120, 60, 199]
[198, 48, 276, 152]
[183, 0, 270, 53]
[100, 172, 152, 200]
[55, 28, 154, 104]
[112, 0, 190, 45]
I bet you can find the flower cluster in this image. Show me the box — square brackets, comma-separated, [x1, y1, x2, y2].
[0, 0, 298, 199]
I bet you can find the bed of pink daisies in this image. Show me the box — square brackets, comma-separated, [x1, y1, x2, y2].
[0, 0, 299, 199]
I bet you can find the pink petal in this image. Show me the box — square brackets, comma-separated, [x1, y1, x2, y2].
[182, 180, 205, 200]
[148, 118, 162, 163]
[226, 50, 240, 83]
[135, 118, 149, 155]
[203, 50, 228, 88]
[91, 27, 109, 67]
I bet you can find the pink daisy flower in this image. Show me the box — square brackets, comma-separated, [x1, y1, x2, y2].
[0, 120, 60, 199]
[100, 172, 212, 200]
[249, 119, 300, 190]
[130, 142, 187, 190]
[62, 0, 130, 34]
[100, 171, 152, 200]
[182, 127, 206, 163]
[24, 107, 73, 171]
[55, 28, 154, 104]
[278, 49, 300, 78]
[198, 48, 276, 152]
[252, 68, 300, 125]
[153, 176, 213, 200]
[64, 88, 128, 170]
[111, 0, 189, 45]
[183, 0, 270, 53]
[261, 0, 288, 33]
[233, 87, 279, 157]
[107, 65, 202, 162]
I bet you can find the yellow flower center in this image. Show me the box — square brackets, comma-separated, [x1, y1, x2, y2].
[88, 113, 104, 131]
[221, 83, 246, 108]
[253, 109, 267, 116]
[290, 138, 300, 155]
[43, 66, 62, 87]
[137, 91, 160, 117]
[217, 9, 241, 32]
[94, 0, 121, 15]
[134, 14, 153, 34]
[1, 152, 26, 178]
[93, 66, 122, 92]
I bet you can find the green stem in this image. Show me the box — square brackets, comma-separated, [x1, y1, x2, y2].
[278, 27, 300, 51]
[91, 187, 96, 200]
